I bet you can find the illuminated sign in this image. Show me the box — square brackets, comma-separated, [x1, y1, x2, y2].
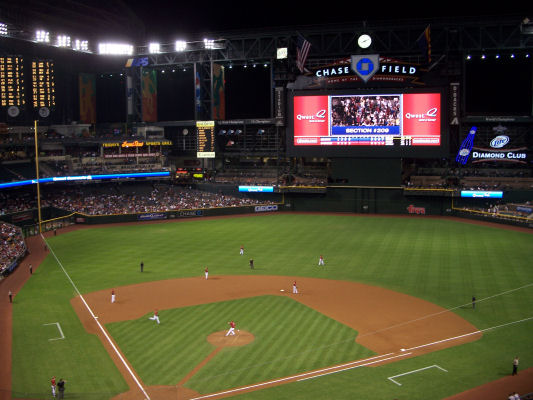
[0, 56, 25, 107]
[311, 55, 422, 85]
[102, 140, 172, 148]
[32, 59, 55, 109]
[461, 191, 503, 198]
[196, 120, 215, 158]
[490, 135, 510, 148]
[121, 140, 144, 148]
[239, 186, 274, 193]
[0, 171, 170, 189]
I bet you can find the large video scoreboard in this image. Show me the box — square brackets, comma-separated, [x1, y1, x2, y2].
[288, 88, 447, 157]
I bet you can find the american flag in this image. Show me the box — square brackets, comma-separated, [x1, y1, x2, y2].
[296, 35, 311, 73]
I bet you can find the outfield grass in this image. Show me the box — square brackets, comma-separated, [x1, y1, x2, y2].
[11, 214, 533, 399]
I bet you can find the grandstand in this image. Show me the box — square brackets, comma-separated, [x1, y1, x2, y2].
[0, 2, 532, 400]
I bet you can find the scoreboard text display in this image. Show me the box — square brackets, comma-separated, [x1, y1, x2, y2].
[196, 121, 215, 158]
[288, 89, 447, 158]
[32, 60, 55, 109]
[0, 56, 25, 107]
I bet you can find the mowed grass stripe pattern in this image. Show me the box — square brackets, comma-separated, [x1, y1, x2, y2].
[106, 296, 374, 393]
[12, 214, 533, 399]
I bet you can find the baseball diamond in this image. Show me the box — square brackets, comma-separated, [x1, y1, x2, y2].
[3, 213, 533, 400]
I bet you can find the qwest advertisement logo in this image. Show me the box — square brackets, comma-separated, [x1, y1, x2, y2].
[294, 96, 329, 144]
[402, 93, 441, 144]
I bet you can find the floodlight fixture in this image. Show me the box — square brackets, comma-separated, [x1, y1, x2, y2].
[98, 43, 134, 55]
[74, 39, 89, 51]
[56, 35, 71, 47]
[175, 40, 187, 51]
[149, 42, 160, 54]
[0, 23, 7, 36]
[276, 47, 288, 59]
[35, 30, 50, 43]
[204, 38, 215, 49]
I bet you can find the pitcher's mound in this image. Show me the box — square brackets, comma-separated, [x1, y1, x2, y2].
[207, 330, 255, 347]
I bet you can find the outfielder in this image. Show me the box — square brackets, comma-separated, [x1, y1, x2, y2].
[240, 245, 244, 255]
[318, 255, 325, 266]
[149, 309, 160, 324]
[225, 320, 236, 336]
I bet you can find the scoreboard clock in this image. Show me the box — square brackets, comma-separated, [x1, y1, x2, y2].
[7, 106, 20, 118]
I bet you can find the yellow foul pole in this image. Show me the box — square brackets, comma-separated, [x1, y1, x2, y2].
[34, 120, 42, 233]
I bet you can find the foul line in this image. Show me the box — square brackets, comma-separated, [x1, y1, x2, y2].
[189, 352, 412, 400]
[42, 234, 151, 400]
[358, 282, 533, 340]
[190, 314, 533, 400]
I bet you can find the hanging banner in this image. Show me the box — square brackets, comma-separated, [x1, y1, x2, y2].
[142, 69, 158, 122]
[212, 63, 226, 120]
[78, 73, 96, 123]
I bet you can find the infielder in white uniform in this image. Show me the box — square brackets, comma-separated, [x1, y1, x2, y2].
[111, 289, 116, 303]
[293, 281, 298, 294]
[205, 267, 209, 280]
[149, 309, 160, 324]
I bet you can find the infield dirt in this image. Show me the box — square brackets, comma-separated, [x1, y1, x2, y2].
[72, 275, 481, 399]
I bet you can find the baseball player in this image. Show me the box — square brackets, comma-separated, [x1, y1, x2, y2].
[204, 267, 209, 280]
[149, 309, 160, 324]
[240, 245, 244, 255]
[318, 255, 325, 266]
[225, 320, 236, 336]
[293, 280, 298, 294]
[111, 289, 116, 303]
[51, 376, 56, 398]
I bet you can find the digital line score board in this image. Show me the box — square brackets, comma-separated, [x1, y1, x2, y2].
[196, 120, 215, 158]
[288, 89, 447, 157]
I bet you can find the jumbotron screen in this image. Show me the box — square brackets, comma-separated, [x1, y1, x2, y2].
[288, 89, 447, 157]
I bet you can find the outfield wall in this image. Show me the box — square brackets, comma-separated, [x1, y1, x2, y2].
[284, 187, 452, 215]
[2, 187, 531, 235]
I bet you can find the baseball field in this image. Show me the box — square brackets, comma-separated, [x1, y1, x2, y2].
[7, 213, 533, 399]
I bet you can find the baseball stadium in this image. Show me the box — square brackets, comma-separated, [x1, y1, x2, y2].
[0, 2, 532, 400]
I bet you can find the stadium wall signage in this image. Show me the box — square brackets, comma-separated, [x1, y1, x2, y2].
[406, 204, 426, 214]
[254, 205, 279, 212]
[102, 140, 172, 148]
[310, 55, 425, 85]
[138, 213, 167, 221]
[471, 134, 528, 164]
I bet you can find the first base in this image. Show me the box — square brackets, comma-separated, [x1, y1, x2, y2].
[280, 289, 285, 292]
